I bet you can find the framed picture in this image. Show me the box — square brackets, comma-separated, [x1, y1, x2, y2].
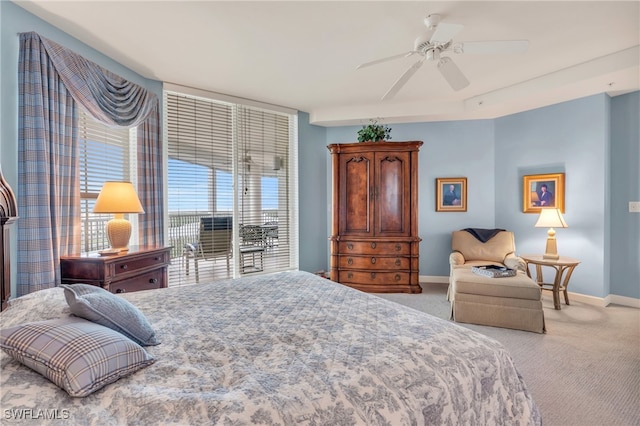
[522, 173, 565, 213]
[436, 177, 467, 212]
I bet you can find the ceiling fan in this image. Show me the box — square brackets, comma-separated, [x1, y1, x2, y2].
[357, 13, 529, 100]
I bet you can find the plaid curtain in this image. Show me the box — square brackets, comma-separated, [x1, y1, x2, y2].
[137, 105, 164, 246]
[17, 33, 80, 296]
[16, 32, 163, 296]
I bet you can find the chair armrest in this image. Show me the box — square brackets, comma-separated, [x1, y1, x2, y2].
[449, 251, 465, 266]
[504, 253, 526, 273]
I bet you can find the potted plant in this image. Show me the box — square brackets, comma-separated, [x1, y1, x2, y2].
[357, 120, 392, 142]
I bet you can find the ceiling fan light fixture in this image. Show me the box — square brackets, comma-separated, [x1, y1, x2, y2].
[426, 48, 440, 61]
[424, 13, 441, 29]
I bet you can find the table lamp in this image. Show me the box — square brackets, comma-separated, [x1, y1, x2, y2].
[534, 208, 568, 260]
[93, 181, 144, 253]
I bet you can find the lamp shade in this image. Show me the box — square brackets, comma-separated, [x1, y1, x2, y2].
[534, 208, 567, 229]
[93, 182, 144, 214]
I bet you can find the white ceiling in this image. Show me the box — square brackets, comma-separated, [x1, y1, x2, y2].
[13, 0, 640, 126]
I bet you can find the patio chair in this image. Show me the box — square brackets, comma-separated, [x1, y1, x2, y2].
[183, 216, 232, 283]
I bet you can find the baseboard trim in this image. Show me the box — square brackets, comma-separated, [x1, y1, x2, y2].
[604, 294, 640, 308]
[420, 275, 449, 284]
[421, 275, 639, 309]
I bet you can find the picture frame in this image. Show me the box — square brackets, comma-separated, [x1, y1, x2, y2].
[522, 173, 565, 213]
[436, 177, 467, 212]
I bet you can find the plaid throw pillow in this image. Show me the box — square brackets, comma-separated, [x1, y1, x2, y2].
[0, 317, 155, 397]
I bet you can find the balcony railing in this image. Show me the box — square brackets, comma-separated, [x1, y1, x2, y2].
[81, 210, 279, 259]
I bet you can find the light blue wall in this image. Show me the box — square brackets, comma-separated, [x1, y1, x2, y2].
[327, 119, 495, 276]
[495, 95, 610, 298]
[610, 92, 640, 299]
[297, 112, 328, 273]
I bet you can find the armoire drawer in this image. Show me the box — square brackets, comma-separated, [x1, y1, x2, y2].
[339, 255, 410, 270]
[338, 270, 410, 285]
[339, 241, 410, 255]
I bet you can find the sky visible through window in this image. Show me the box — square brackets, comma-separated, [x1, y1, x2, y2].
[168, 159, 278, 212]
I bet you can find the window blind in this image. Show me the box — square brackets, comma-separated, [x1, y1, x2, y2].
[165, 90, 298, 284]
[78, 110, 135, 253]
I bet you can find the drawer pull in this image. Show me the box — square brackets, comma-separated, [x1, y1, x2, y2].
[154, 257, 160, 261]
[395, 244, 401, 252]
[394, 274, 401, 281]
[371, 242, 376, 249]
[371, 272, 376, 279]
[120, 264, 128, 270]
[371, 257, 376, 264]
[395, 259, 401, 266]
[347, 258, 353, 265]
[149, 278, 158, 284]
[115, 288, 126, 294]
[347, 243, 353, 250]
[347, 273, 353, 279]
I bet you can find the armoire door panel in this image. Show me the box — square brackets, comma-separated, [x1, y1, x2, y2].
[339, 154, 372, 235]
[376, 153, 410, 236]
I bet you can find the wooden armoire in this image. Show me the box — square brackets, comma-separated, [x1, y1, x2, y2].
[328, 141, 422, 293]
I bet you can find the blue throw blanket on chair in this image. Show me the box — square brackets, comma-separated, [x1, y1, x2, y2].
[463, 228, 505, 243]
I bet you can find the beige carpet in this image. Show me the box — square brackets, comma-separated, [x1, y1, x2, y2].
[376, 283, 640, 426]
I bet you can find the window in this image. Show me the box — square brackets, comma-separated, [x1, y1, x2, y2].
[78, 110, 137, 253]
[165, 88, 298, 284]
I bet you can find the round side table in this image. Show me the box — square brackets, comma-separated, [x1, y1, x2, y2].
[521, 255, 581, 310]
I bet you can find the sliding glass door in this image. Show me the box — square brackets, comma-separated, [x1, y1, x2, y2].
[164, 90, 298, 285]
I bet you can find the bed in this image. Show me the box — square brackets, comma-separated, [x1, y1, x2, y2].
[1, 271, 541, 425]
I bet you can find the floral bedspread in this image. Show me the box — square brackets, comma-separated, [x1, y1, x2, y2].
[1, 271, 541, 425]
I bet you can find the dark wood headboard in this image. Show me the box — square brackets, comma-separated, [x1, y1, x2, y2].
[0, 170, 18, 311]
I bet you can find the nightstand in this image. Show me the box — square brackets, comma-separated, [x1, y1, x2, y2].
[61, 246, 171, 293]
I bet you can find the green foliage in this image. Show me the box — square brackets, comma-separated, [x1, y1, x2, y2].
[357, 120, 392, 142]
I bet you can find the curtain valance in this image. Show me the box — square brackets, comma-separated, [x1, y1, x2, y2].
[22, 31, 158, 127]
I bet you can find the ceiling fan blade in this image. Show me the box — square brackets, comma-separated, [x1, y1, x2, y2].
[430, 22, 464, 44]
[356, 51, 415, 69]
[381, 59, 425, 100]
[437, 57, 469, 91]
[459, 40, 529, 54]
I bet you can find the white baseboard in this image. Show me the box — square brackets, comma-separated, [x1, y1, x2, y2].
[567, 292, 608, 307]
[604, 293, 640, 309]
[420, 275, 639, 309]
[419, 275, 449, 284]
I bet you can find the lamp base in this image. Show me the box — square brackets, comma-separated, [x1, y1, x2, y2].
[106, 214, 131, 252]
[543, 229, 560, 260]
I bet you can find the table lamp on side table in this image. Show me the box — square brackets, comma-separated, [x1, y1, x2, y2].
[535, 208, 568, 260]
[93, 181, 145, 253]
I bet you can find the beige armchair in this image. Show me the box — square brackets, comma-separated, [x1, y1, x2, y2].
[449, 230, 525, 275]
[448, 230, 545, 333]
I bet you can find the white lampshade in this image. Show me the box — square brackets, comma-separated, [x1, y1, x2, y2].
[534, 208, 568, 260]
[535, 208, 568, 229]
[93, 182, 144, 252]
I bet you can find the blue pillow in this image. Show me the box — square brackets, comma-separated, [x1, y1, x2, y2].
[0, 317, 155, 397]
[61, 284, 159, 346]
